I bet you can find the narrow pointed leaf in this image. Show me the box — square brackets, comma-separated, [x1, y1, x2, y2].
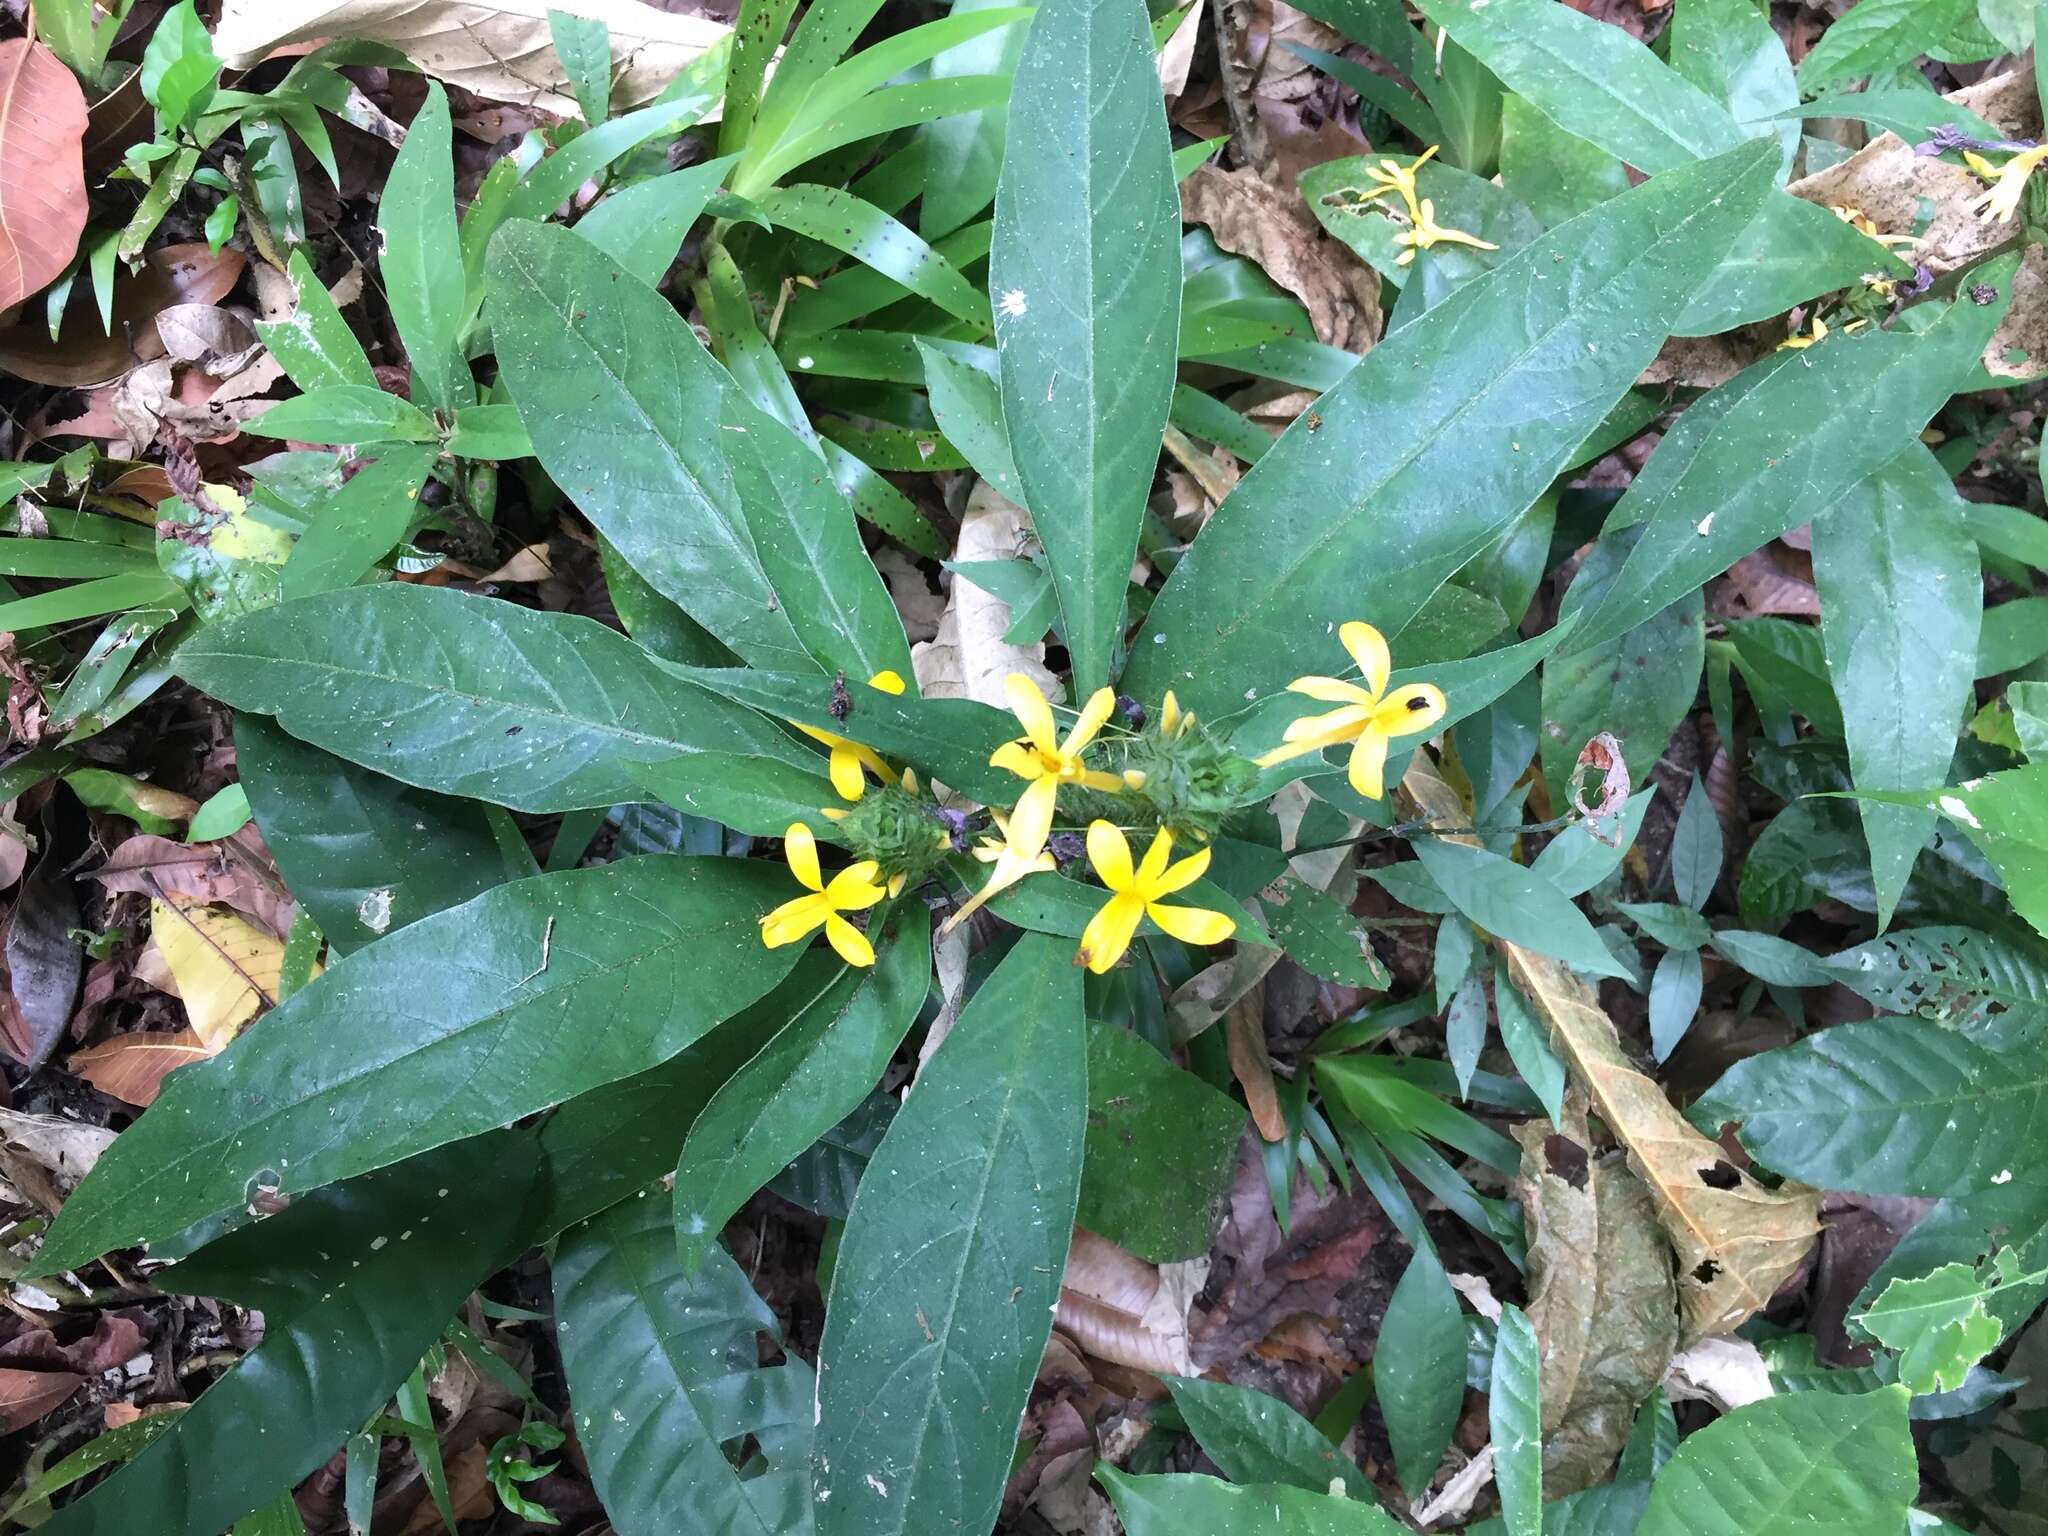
[1490, 1304, 1543, 1536]
[1375, 1248, 1466, 1500]
[377, 83, 473, 414]
[278, 445, 436, 600]
[1163, 1376, 1366, 1497]
[1097, 1469, 1409, 1534]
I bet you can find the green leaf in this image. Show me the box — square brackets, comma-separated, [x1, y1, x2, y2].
[1977, 595, 2048, 676]
[1287, 45, 1446, 149]
[1820, 925, 2048, 1032]
[1263, 873, 1391, 988]
[1162, 1376, 1366, 1496]
[1691, 1014, 2048, 1196]
[1098, 1469, 1409, 1534]
[186, 783, 251, 842]
[1490, 1304, 1542, 1536]
[1813, 449, 1982, 927]
[554, 1187, 812, 1536]
[246, 386, 437, 447]
[1411, 838, 1630, 979]
[1860, 765, 2048, 942]
[507, 98, 719, 228]
[1495, 958, 1567, 1123]
[39, 1134, 533, 1536]
[1413, 0, 1745, 172]
[1799, 0, 1976, 88]
[140, 1, 219, 129]
[1667, 0, 1799, 163]
[234, 715, 506, 955]
[916, 340, 1022, 502]
[1125, 139, 1779, 718]
[175, 586, 820, 817]
[256, 250, 377, 392]
[990, 0, 1180, 694]
[918, 0, 1030, 238]
[1634, 1388, 1915, 1536]
[573, 156, 739, 287]
[1671, 771, 1723, 910]
[278, 445, 436, 600]
[1647, 947, 1702, 1062]
[0, 1415, 184, 1527]
[1858, 1171, 2048, 1335]
[813, 934, 1085, 1536]
[442, 404, 531, 461]
[1859, 1260, 2015, 1393]
[756, 184, 992, 330]
[1707, 928, 1834, 987]
[1678, 192, 1910, 336]
[1446, 969, 1487, 1097]
[548, 6, 613, 124]
[30, 858, 805, 1276]
[488, 219, 911, 679]
[1498, 93, 1629, 225]
[1374, 1248, 1466, 1500]
[376, 84, 473, 415]
[673, 902, 929, 1274]
[1528, 785, 1654, 898]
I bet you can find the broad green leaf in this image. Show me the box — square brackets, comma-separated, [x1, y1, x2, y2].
[278, 445, 435, 600]
[1163, 1376, 1366, 1496]
[1860, 1259, 2019, 1393]
[256, 250, 376, 391]
[756, 184, 992, 330]
[1813, 449, 1982, 927]
[1677, 193, 1910, 335]
[573, 156, 739, 287]
[1374, 1248, 1466, 1499]
[1859, 765, 2048, 941]
[1799, 0, 1976, 88]
[1498, 93, 1628, 225]
[673, 902, 929, 1274]
[1263, 873, 1392, 988]
[441, 403, 530, 461]
[990, 0, 1179, 694]
[1490, 1304, 1542, 1536]
[1692, 1014, 2048, 1196]
[234, 715, 506, 955]
[245, 386, 436, 446]
[917, 0, 1030, 238]
[1528, 785, 1654, 898]
[1821, 925, 2048, 1032]
[554, 1188, 813, 1536]
[773, 1092, 893, 1217]
[1668, 0, 1799, 165]
[376, 84, 473, 415]
[1634, 1388, 1914, 1536]
[1857, 1171, 2048, 1335]
[1707, 928, 1835, 987]
[1774, 84, 1998, 142]
[1413, 0, 1745, 172]
[813, 934, 1085, 1536]
[1125, 139, 1779, 718]
[698, 244, 815, 450]
[39, 1134, 533, 1536]
[1471, 1482, 1651, 1536]
[1977, 595, 2048, 676]
[1568, 272, 2013, 655]
[0, 1415, 184, 1527]
[1301, 154, 1541, 294]
[1083, 1024, 1246, 1262]
[1412, 838, 1630, 979]
[1433, 33, 1505, 175]
[489, 219, 911, 679]
[141, 1, 218, 128]
[1097, 1469, 1407, 1533]
[916, 340, 1022, 501]
[176, 586, 821, 817]
[31, 858, 805, 1276]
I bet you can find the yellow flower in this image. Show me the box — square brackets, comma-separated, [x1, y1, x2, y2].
[1778, 315, 1828, 351]
[940, 808, 1056, 934]
[988, 675, 1124, 863]
[1076, 822, 1235, 974]
[1361, 145, 1439, 218]
[795, 670, 908, 803]
[758, 822, 887, 966]
[1159, 689, 1191, 738]
[1254, 620, 1447, 800]
[1828, 203, 1916, 248]
[1965, 144, 2048, 224]
[1393, 199, 1499, 266]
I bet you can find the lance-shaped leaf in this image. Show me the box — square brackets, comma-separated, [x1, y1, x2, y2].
[377, 83, 473, 415]
[1162, 1377, 1366, 1497]
[175, 586, 825, 818]
[990, 0, 1180, 694]
[30, 858, 805, 1276]
[813, 933, 1085, 1536]
[488, 218, 910, 679]
[1123, 138, 1778, 718]
[555, 1188, 813, 1536]
[1099, 1469, 1409, 1533]
[1490, 1304, 1543, 1536]
[39, 1133, 535, 1536]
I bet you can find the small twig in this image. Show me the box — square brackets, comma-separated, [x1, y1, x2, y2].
[513, 916, 555, 986]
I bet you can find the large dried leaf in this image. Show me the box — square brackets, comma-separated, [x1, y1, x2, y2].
[144, 899, 309, 1051]
[1402, 759, 1820, 1340]
[0, 39, 88, 310]
[1181, 163, 1380, 352]
[68, 1027, 211, 1107]
[212, 0, 733, 117]
[911, 482, 1059, 709]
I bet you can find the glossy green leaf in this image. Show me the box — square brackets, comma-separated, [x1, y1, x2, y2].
[1860, 1260, 2014, 1394]
[31, 857, 804, 1276]
[1528, 785, 1654, 898]
[1671, 771, 1723, 910]
[1375, 1247, 1466, 1499]
[506, 98, 710, 227]
[1647, 947, 1703, 1062]
[1857, 1171, 2048, 1335]
[278, 446, 435, 600]
[1264, 873, 1391, 988]
[256, 250, 377, 392]
[1678, 192, 1910, 336]
[674, 902, 929, 1273]
[234, 714, 506, 955]
[1813, 448, 1982, 927]
[813, 934, 1084, 1536]
[549, 6, 612, 122]
[916, 340, 1022, 501]
[176, 586, 820, 816]
[573, 156, 739, 287]
[1125, 140, 1778, 718]
[756, 184, 992, 330]
[1798, 0, 1976, 88]
[489, 219, 910, 679]
[554, 1187, 813, 1536]
[1861, 766, 2048, 941]
[1820, 925, 2048, 1032]
[1490, 1304, 1542, 1536]
[376, 84, 473, 415]
[1498, 94, 1629, 225]
[1634, 1388, 1914, 1536]
[1668, 0, 1799, 164]
[1412, 838, 1630, 979]
[1098, 1469, 1408, 1534]
[1163, 1376, 1366, 1496]
[1692, 1015, 2048, 1196]
[40, 1134, 533, 1536]
[1977, 596, 2048, 676]
[442, 403, 531, 461]
[917, 0, 1029, 238]
[245, 387, 437, 447]
[990, 0, 1179, 693]
[1413, 0, 1745, 172]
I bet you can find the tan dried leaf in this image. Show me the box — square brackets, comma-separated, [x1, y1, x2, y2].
[911, 482, 1059, 710]
[1056, 1228, 1196, 1374]
[1181, 163, 1380, 351]
[69, 1027, 212, 1107]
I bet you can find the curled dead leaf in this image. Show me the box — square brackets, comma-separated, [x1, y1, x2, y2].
[1181, 162, 1381, 351]
[911, 482, 1059, 710]
[1056, 1228, 1198, 1375]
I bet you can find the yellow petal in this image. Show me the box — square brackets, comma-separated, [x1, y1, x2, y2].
[940, 848, 1053, 933]
[868, 669, 907, 695]
[1150, 845, 1213, 898]
[1079, 769, 1127, 793]
[1146, 901, 1235, 947]
[990, 740, 1044, 780]
[1339, 621, 1391, 698]
[824, 914, 876, 967]
[1136, 826, 1176, 887]
[1375, 683, 1447, 740]
[1160, 691, 1182, 736]
[1286, 675, 1374, 705]
[1006, 774, 1059, 862]
[1061, 686, 1118, 756]
[1086, 820, 1134, 890]
[783, 822, 822, 891]
[887, 872, 906, 897]
[1006, 673, 1058, 753]
[1282, 706, 1372, 745]
[1254, 738, 1323, 769]
[829, 745, 868, 803]
[824, 860, 887, 909]
[1346, 721, 1393, 801]
[1077, 891, 1146, 975]
[760, 893, 829, 947]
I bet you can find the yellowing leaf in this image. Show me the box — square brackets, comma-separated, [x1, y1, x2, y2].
[146, 899, 312, 1049]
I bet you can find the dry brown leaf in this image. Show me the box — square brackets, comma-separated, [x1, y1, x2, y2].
[0, 1107, 116, 1186]
[1181, 162, 1381, 351]
[0, 1368, 83, 1432]
[69, 1027, 212, 1107]
[1158, 1, 1202, 101]
[214, 0, 736, 118]
[911, 482, 1059, 711]
[1224, 987, 1286, 1140]
[92, 832, 295, 938]
[0, 244, 246, 389]
[1663, 1335, 1773, 1411]
[0, 40, 89, 311]
[1210, 0, 1363, 191]
[1056, 1228, 1196, 1374]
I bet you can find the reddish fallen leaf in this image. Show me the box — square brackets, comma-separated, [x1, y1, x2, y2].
[91, 831, 294, 938]
[0, 39, 89, 310]
[0, 1368, 84, 1432]
[0, 244, 245, 389]
[70, 1027, 212, 1107]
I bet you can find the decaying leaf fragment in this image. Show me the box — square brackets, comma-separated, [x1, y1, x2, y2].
[144, 898, 312, 1049]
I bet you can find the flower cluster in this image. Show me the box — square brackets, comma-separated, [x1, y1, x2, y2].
[1358, 145, 1498, 266]
[758, 620, 1444, 974]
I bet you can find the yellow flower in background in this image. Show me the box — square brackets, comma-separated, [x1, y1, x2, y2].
[758, 823, 887, 966]
[1827, 203, 1915, 248]
[1393, 199, 1499, 266]
[1255, 620, 1447, 801]
[1076, 822, 1235, 974]
[988, 675, 1124, 863]
[940, 809, 1057, 935]
[1965, 144, 2048, 224]
[1361, 145, 1439, 217]
[1778, 315, 1828, 351]
[795, 670, 907, 803]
